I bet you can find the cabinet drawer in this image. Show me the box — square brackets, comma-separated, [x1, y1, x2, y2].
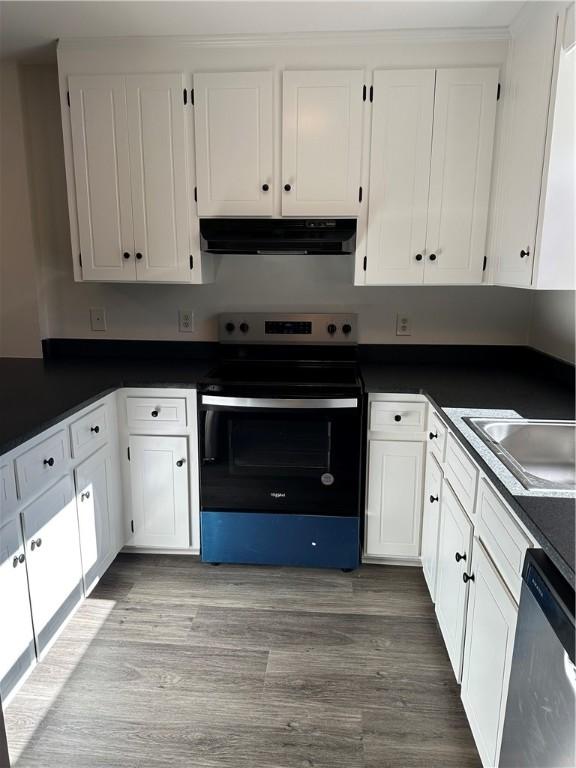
[444, 434, 478, 518]
[370, 401, 426, 432]
[15, 431, 69, 501]
[69, 404, 108, 458]
[0, 463, 18, 526]
[126, 397, 187, 429]
[476, 479, 532, 602]
[427, 411, 447, 463]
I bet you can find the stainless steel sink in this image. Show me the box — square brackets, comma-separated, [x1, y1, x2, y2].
[463, 418, 576, 492]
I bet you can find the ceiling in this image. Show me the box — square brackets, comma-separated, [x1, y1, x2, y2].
[0, 1, 526, 60]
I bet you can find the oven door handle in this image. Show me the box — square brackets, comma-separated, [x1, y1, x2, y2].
[200, 396, 358, 409]
[202, 409, 219, 462]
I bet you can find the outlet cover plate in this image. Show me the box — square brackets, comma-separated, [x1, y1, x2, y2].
[178, 310, 194, 333]
[90, 307, 107, 332]
[396, 313, 411, 336]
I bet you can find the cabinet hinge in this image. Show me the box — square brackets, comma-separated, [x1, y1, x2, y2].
[183, 88, 187, 105]
[359, 186, 363, 203]
[131, 520, 134, 534]
[66, 90, 70, 107]
[497, 82, 501, 101]
[363, 84, 367, 102]
[483, 256, 487, 272]
[79, 253, 82, 267]
[369, 85, 373, 102]
[189, 255, 194, 270]
[363, 255, 367, 271]
[127, 446, 131, 461]
[194, 186, 197, 202]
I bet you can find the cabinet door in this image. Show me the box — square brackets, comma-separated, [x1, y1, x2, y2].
[494, 7, 559, 286]
[68, 75, 136, 281]
[365, 440, 424, 559]
[366, 70, 434, 285]
[282, 70, 364, 216]
[22, 476, 83, 653]
[75, 447, 117, 594]
[435, 480, 474, 680]
[0, 517, 35, 699]
[194, 72, 274, 216]
[425, 68, 498, 284]
[421, 452, 443, 601]
[461, 541, 517, 768]
[126, 74, 192, 283]
[128, 435, 189, 548]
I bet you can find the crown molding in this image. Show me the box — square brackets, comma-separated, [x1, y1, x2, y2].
[57, 26, 511, 53]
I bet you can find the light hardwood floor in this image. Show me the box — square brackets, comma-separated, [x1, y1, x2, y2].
[5, 555, 480, 767]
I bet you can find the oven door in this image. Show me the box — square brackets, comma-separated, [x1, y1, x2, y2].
[199, 396, 362, 516]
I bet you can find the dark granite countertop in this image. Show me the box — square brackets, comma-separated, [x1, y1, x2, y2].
[1, 342, 574, 584]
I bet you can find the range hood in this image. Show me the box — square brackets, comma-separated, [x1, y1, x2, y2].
[199, 218, 357, 255]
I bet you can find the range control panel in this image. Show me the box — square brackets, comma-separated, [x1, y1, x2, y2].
[218, 313, 357, 344]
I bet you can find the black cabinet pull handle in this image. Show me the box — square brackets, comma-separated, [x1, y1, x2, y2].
[394, 415, 402, 422]
[31, 538, 42, 551]
[176, 459, 186, 467]
[463, 572, 474, 583]
[81, 491, 91, 501]
[429, 495, 439, 503]
[429, 431, 438, 440]
[520, 248, 530, 259]
[43, 457, 55, 467]
[262, 184, 269, 192]
[123, 252, 131, 260]
[284, 184, 291, 192]
[90, 425, 100, 434]
[455, 552, 466, 563]
[415, 254, 423, 262]
[429, 253, 437, 261]
[151, 410, 159, 418]
[136, 252, 143, 260]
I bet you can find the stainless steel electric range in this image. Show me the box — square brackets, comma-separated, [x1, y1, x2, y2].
[197, 313, 363, 570]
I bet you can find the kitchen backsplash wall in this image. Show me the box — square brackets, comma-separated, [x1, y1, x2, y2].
[529, 290, 576, 364]
[0, 59, 566, 358]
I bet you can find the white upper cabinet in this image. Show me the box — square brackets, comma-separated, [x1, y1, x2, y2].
[425, 68, 498, 284]
[69, 75, 136, 281]
[194, 72, 274, 217]
[282, 70, 364, 216]
[366, 70, 434, 285]
[126, 74, 192, 282]
[364, 67, 498, 285]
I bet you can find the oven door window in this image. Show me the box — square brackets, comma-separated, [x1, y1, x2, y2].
[229, 418, 331, 477]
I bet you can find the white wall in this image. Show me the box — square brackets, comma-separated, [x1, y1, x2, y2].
[529, 290, 576, 363]
[0, 62, 42, 357]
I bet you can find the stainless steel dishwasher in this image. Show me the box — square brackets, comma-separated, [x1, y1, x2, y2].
[499, 549, 575, 767]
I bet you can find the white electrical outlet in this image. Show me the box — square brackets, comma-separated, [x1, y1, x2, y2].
[396, 313, 412, 336]
[89, 307, 107, 332]
[178, 310, 194, 333]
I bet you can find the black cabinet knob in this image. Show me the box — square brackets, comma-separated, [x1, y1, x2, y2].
[463, 572, 474, 583]
[19, 553, 25, 564]
[225, 322, 235, 333]
[31, 538, 42, 551]
[429, 495, 439, 503]
[455, 552, 466, 563]
[327, 323, 337, 335]
[394, 415, 402, 422]
[342, 324, 352, 335]
[262, 184, 269, 192]
[151, 410, 159, 418]
[429, 431, 438, 440]
[123, 252, 131, 260]
[284, 184, 291, 192]
[81, 491, 91, 502]
[415, 254, 423, 262]
[520, 248, 530, 259]
[176, 459, 186, 467]
[136, 252, 143, 260]
[239, 322, 249, 333]
[429, 253, 437, 261]
[90, 425, 100, 434]
[43, 457, 55, 467]
[13, 556, 19, 568]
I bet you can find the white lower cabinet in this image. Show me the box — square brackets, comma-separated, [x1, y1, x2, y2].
[435, 480, 474, 680]
[127, 435, 190, 549]
[0, 517, 35, 698]
[461, 541, 518, 768]
[421, 452, 443, 601]
[75, 447, 119, 594]
[22, 476, 84, 655]
[365, 440, 424, 559]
